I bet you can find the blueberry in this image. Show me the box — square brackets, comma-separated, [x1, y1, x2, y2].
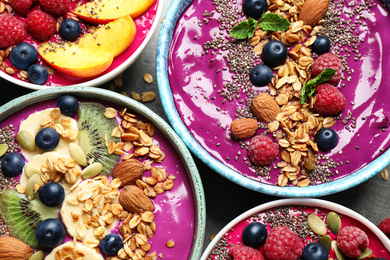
[35, 218, 66, 248]
[100, 233, 123, 255]
[312, 36, 331, 55]
[57, 95, 79, 117]
[262, 40, 288, 68]
[35, 128, 60, 151]
[315, 128, 338, 152]
[242, 222, 268, 248]
[59, 19, 81, 41]
[1, 153, 25, 177]
[249, 64, 273, 86]
[38, 182, 65, 207]
[9, 43, 38, 70]
[243, 0, 268, 19]
[301, 243, 328, 260]
[28, 64, 48, 85]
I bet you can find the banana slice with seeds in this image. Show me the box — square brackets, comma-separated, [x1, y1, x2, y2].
[45, 241, 104, 260]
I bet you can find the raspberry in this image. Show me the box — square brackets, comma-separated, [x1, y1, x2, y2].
[26, 10, 57, 42]
[230, 244, 265, 260]
[263, 226, 303, 260]
[0, 13, 27, 49]
[378, 217, 390, 238]
[9, 0, 33, 16]
[314, 83, 346, 116]
[247, 135, 279, 166]
[336, 226, 369, 258]
[39, 0, 71, 16]
[311, 53, 343, 85]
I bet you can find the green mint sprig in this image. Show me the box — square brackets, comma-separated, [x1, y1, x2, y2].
[299, 68, 337, 104]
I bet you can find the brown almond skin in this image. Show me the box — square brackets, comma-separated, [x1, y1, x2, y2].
[112, 159, 144, 188]
[299, 0, 329, 27]
[0, 236, 33, 260]
[119, 185, 154, 213]
[250, 93, 281, 123]
[230, 118, 258, 140]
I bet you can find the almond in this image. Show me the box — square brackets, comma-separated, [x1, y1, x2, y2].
[230, 118, 258, 140]
[119, 185, 154, 213]
[0, 236, 33, 260]
[112, 159, 144, 187]
[250, 93, 281, 123]
[299, 0, 329, 27]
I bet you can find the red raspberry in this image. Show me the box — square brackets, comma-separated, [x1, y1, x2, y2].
[9, 0, 33, 16]
[378, 217, 390, 238]
[247, 135, 279, 166]
[314, 83, 346, 116]
[337, 226, 369, 258]
[230, 244, 265, 260]
[0, 13, 27, 49]
[26, 10, 57, 42]
[39, 0, 71, 16]
[263, 226, 303, 260]
[312, 53, 343, 85]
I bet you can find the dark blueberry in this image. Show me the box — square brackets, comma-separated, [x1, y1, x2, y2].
[59, 19, 81, 42]
[312, 36, 331, 55]
[242, 222, 268, 248]
[249, 64, 273, 86]
[57, 95, 79, 117]
[35, 218, 66, 248]
[315, 128, 338, 152]
[38, 182, 65, 207]
[375, 258, 388, 260]
[1, 152, 25, 177]
[100, 233, 123, 255]
[301, 243, 328, 260]
[35, 128, 60, 152]
[28, 64, 48, 85]
[9, 43, 38, 70]
[243, 0, 268, 19]
[262, 40, 288, 68]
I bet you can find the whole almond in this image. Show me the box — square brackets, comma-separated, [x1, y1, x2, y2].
[0, 236, 33, 260]
[299, 0, 329, 27]
[230, 118, 258, 140]
[119, 185, 154, 213]
[251, 93, 281, 123]
[112, 159, 144, 187]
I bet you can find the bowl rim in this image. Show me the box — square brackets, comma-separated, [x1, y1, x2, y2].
[0, 0, 164, 91]
[0, 86, 206, 260]
[200, 198, 390, 259]
[156, 0, 390, 197]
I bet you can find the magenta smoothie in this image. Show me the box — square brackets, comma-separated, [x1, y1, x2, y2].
[168, 0, 390, 186]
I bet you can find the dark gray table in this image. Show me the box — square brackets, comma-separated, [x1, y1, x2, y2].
[1, 0, 390, 255]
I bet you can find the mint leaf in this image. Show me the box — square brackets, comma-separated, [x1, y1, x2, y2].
[299, 68, 337, 104]
[230, 18, 258, 40]
[258, 13, 291, 32]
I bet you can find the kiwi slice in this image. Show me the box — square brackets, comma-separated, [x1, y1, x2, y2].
[0, 188, 59, 248]
[77, 102, 121, 175]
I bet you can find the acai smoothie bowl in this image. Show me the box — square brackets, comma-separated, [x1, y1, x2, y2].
[201, 198, 390, 260]
[0, 87, 206, 259]
[156, 0, 390, 196]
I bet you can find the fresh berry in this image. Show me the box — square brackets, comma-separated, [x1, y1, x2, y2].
[250, 64, 273, 86]
[26, 10, 57, 42]
[0, 13, 27, 49]
[248, 135, 279, 166]
[378, 218, 390, 238]
[315, 128, 338, 152]
[28, 64, 49, 85]
[262, 40, 288, 68]
[35, 218, 66, 248]
[243, 0, 268, 19]
[311, 53, 342, 85]
[1, 152, 25, 177]
[39, 0, 71, 16]
[336, 226, 369, 258]
[9, 0, 33, 16]
[301, 243, 328, 260]
[230, 244, 265, 260]
[57, 95, 79, 116]
[312, 36, 331, 55]
[263, 226, 304, 260]
[100, 233, 123, 256]
[38, 182, 65, 207]
[9, 43, 38, 70]
[35, 127, 60, 151]
[242, 222, 268, 248]
[314, 83, 346, 116]
[59, 19, 81, 41]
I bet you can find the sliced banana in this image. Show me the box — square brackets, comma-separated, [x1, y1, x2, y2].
[45, 241, 104, 260]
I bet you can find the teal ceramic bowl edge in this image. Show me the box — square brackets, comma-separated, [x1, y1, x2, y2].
[156, 0, 390, 197]
[0, 86, 206, 260]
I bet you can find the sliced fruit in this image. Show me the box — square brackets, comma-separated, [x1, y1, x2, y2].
[45, 241, 104, 260]
[0, 189, 59, 249]
[77, 102, 120, 176]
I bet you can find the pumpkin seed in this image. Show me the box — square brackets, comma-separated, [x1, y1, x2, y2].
[357, 248, 373, 259]
[325, 211, 341, 235]
[17, 130, 36, 151]
[69, 143, 87, 166]
[331, 240, 346, 260]
[81, 162, 103, 179]
[24, 164, 42, 178]
[0, 143, 8, 157]
[307, 213, 327, 235]
[26, 174, 41, 200]
[318, 235, 331, 253]
[28, 250, 44, 260]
